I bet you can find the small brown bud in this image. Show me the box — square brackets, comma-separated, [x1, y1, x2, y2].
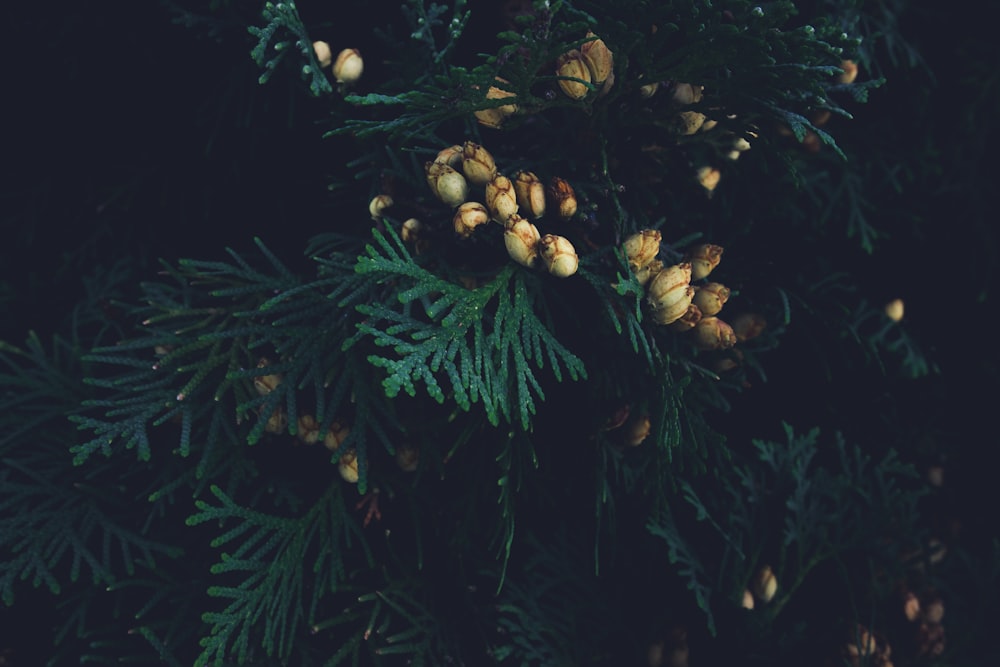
[434, 144, 464, 169]
[485, 174, 519, 224]
[622, 414, 651, 446]
[623, 229, 662, 270]
[555, 50, 592, 100]
[672, 82, 703, 105]
[675, 110, 707, 135]
[369, 194, 393, 219]
[647, 263, 694, 325]
[504, 214, 541, 268]
[580, 32, 614, 93]
[425, 161, 469, 207]
[547, 177, 578, 220]
[296, 414, 321, 445]
[401, 218, 422, 244]
[312, 40, 332, 69]
[513, 171, 546, 219]
[730, 312, 766, 342]
[686, 244, 723, 280]
[474, 78, 518, 128]
[902, 591, 921, 622]
[453, 201, 490, 238]
[691, 316, 737, 351]
[752, 565, 777, 603]
[332, 48, 363, 84]
[338, 450, 360, 484]
[837, 59, 858, 84]
[639, 81, 659, 98]
[395, 445, 419, 472]
[667, 303, 703, 332]
[922, 597, 944, 625]
[538, 234, 579, 278]
[696, 165, 721, 193]
[323, 421, 350, 451]
[692, 282, 730, 317]
[633, 259, 664, 287]
[811, 109, 832, 127]
[253, 357, 283, 396]
[261, 406, 287, 434]
[461, 141, 497, 187]
[884, 298, 904, 322]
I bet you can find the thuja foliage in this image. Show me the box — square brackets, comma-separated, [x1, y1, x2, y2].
[3, 0, 983, 665]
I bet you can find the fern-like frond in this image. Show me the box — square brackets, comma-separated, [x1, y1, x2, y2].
[347, 227, 586, 430]
[187, 482, 368, 665]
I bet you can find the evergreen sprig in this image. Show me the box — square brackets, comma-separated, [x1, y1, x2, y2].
[347, 227, 586, 430]
[648, 423, 923, 632]
[249, 0, 333, 95]
[187, 482, 368, 665]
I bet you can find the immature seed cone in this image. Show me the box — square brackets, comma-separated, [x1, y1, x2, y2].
[555, 50, 592, 100]
[253, 357, 283, 396]
[623, 229, 662, 269]
[538, 234, 579, 278]
[485, 174, 519, 223]
[312, 40, 332, 68]
[332, 48, 363, 83]
[884, 298, 904, 322]
[261, 406, 287, 434]
[461, 141, 497, 187]
[513, 171, 546, 219]
[741, 589, 755, 610]
[400, 218, 422, 244]
[297, 414, 321, 445]
[696, 166, 721, 193]
[548, 177, 578, 220]
[686, 243, 723, 280]
[752, 565, 778, 603]
[692, 282, 730, 317]
[580, 31, 614, 93]
[672, 82, 703, 105]
[474, 78, 518, 128]
[667, 303, 702, 332]
[338, 450, 360, 484]
[675, 110, 707, 135]
[633, 259, 664, 287]
[395, 445, 419, 472]
[434, 144, 464, 169]
[621, 415, 652, 447]
[453, 201, 490, 238]
[647, 263, 695, 325]
[369, 194, 393, 219]
[691, 317, 737, 351]
[425, 161, 469, 207]
[504, 214, 541, 268]
[323, 421, 350, 452]
[730, 312, 766, 342]
[837, 59, 858, 84]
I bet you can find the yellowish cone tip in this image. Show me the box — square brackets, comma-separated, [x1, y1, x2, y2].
[474, 78, 517, 128]
[623, 229, 662, 270]
[369, 194, 393, 219]
[696, 165, 721, 192]
[580, 32, 614, 94]
[539, 234, 579, 278]
[461, 141, 498, 187]
[338, 450, 360, 483]
[312, 41, 332, 69]
[555, 50, 591, 100]
[647, 263, 694, 325]
[884, 298, 904, 322]
[333, 48, 363, 84]
[753, 565, 778, 603]
[323, 421, 350, 451]
[837, 59, 858, 84]
[504, 214, 541, 268]
[453, 202, 490, 238]
[485, 174, 519, 224]
[513, 171, 546, 219]
[547, 177, 578, 220]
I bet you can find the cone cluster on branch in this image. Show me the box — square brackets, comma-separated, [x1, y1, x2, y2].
[312, 41, 364, 85]
[422, 140, 581, 278]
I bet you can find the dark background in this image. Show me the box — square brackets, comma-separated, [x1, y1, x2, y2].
[2, 0, 997, 662]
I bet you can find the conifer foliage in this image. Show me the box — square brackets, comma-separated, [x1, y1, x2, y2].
[2, 0, 995, 665]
